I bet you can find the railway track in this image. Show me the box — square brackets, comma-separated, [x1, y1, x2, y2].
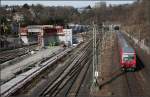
[38, 36, 101, 97]
[66, 56, 91, 97]
[0, 45, 37, 64]
[123, 72, 147, 96]
[1, 47, 73, 97]
[39, 41, 92, 97]
[1, 39, 91, 97]
[7, 37, 98, 97]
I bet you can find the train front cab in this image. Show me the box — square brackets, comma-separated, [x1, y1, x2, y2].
[120, 50, 136, 71]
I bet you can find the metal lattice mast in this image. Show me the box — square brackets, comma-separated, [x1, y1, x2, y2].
[91, 22, 99, 91]
[92, 22, 95, 86]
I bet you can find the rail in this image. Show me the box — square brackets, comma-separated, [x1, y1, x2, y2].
[0, 48, 72, 97]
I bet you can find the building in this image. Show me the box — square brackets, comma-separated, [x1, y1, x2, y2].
[20, 25, 72, 48]
[13, 13, 24, 22]
[61, 29, 72, 46]
[68, 24, 88, 33]
[19, 27, 28, 44]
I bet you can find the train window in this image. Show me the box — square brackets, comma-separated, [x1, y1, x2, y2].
[123, 54, 134, 61]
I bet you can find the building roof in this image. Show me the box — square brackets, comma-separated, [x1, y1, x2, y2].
[27, 25, 53, 29]
[27, 25, 63, 29]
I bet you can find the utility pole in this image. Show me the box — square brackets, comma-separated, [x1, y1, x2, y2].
[18, 22, 20, 38]
[91, 22, 99, 92]
[99, 23, 104, 81]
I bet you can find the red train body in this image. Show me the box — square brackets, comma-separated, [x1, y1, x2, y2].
[117, 32, 136, 71]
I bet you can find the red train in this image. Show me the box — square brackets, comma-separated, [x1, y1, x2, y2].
[117, 32, 136, 71]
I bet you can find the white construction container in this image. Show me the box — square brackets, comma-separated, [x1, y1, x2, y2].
[59, 29, 72, 46]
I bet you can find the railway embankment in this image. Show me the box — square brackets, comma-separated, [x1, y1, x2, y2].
[123, 31, 150, 55]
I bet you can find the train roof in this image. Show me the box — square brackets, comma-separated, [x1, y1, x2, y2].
[117, 32, 135, 53]
[122, 47, 135, 53]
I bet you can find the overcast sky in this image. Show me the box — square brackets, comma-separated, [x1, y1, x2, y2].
[1, 1, 135, 8]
